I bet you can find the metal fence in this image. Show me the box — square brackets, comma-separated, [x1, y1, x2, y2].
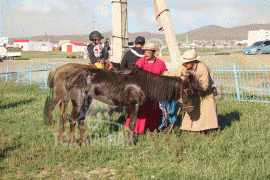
[1, 62, 270, 103]
[0, 63, 66, 88]
[210, 63, 270, 103]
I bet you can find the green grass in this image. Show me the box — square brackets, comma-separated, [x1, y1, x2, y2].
[162, 47, 245, 56]
[0, 82, 269, 179]
[9, 51, 84, 60]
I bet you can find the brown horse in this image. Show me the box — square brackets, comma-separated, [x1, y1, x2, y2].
[44, 63, 91, 144]
[55, 65, 196, 145]
[44, 62, 122, 144]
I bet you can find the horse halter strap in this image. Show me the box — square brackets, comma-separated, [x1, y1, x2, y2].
[180, 75, 194, 110]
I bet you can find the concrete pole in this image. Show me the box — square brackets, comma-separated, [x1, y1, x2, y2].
[152, 0, 182, 66]
[111, 0, 128, 63]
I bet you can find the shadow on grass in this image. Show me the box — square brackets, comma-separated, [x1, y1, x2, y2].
[0, 98, 36, 109]
[218, 111, 241, 131]
[0, 146, 20, 162]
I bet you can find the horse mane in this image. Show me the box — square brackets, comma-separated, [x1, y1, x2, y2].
[129, 66, 183, 102]
[66, 66, 127, 92]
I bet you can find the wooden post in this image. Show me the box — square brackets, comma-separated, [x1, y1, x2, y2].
[111, 0, 128, 63]
[152, 0, 181, 67]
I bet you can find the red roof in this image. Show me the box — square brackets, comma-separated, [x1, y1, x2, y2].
[69, 42, 87, 46]
[14, 39, 29, 43]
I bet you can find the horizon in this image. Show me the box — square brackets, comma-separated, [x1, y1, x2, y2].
[7, 23, 269, 39]
[1, 0, 270, 37]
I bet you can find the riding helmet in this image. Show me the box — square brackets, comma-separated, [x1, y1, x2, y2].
[89, 31, 104, 41]
[135, 36, 145, 44]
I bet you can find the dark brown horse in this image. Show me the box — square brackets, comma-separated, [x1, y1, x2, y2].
[55, 65, 196, 145]
[44, 62, 122, 144]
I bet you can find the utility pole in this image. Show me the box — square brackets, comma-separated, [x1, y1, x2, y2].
[152, 0, 182, 66]
[111, 0, 128, 63]
[186, 33, 188, 49]
[93, 14, 95, 31]
[45, 32, 47, 42]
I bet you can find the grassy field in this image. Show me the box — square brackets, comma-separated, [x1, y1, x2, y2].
[7, 47, 243, 61]
[7, 50, 84, 60]
[1, 82, 270, 179]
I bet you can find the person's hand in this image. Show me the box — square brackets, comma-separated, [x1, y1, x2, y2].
[213, 87, 218, 96]
[100, 60, 104, 63]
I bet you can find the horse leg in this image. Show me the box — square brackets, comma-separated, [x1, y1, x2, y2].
[78, 95, 93, 145]
[57, 101, 68, 142]
[69, 100, 78, 144]
[46, 95, 60, 126]
[128, 104, 139, 145]
[108, 105, 114, 119]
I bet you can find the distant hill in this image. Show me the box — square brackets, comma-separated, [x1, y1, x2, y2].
[186, 23, 270, 41]
[9, 31, 166, 44]
[9, 23, 270, 44]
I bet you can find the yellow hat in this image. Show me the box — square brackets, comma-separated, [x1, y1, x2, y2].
[181, 50, 200, 64]
[142, 43, 157, 51]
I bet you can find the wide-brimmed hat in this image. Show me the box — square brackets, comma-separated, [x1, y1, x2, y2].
[142, 43, 157, 51]
[181, 50, 200, 64]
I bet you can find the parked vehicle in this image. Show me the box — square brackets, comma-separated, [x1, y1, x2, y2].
[0, 47, 21, 60]
[243, 40, 270, 55]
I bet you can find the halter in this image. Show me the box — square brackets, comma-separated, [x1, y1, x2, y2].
[179, 75, 194, 111]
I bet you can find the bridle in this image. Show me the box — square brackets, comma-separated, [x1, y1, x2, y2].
[177, 75, 194, 115]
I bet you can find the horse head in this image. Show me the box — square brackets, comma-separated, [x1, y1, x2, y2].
[179, 72, 195, 113]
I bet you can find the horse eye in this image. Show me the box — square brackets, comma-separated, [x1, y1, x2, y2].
[187, 90, 193, 95]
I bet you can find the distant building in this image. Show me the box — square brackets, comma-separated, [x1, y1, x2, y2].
[28, 41, 53, 52]
[0, 37, 9, 46]
[59, 40, 70, 46]
[248, 29, 270, 46]
[13, 39, 29, 51]
[61, 42, 87, 52]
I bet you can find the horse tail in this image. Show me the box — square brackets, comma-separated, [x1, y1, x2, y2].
[48, 69, 56, 88]
[43, 87, 55, 125]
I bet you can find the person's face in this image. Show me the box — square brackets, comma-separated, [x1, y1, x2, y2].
[144, 50, 155, 60]
[94, 39, 101, 45]
[183, 61, 195, 69]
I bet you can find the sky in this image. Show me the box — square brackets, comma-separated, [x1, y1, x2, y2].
[1, 0, 270, 37]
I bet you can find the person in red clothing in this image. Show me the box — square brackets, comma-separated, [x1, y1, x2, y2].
[125, 43, 167, 134]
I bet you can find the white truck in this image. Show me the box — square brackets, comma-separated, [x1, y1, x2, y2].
[0, 47, 21, 60]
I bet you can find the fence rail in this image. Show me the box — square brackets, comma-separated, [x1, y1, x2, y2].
[210, 63, 270, 103]
[1, 62, 270, 103]
[0, 63, 66, 88]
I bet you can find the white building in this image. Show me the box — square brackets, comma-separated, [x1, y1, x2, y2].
[13, 39, 29, 51]
[0, 37, 9, 46]
[28, 41, 53, 52]
[248, 29, 270, 46]
[61, 42, 87, 52]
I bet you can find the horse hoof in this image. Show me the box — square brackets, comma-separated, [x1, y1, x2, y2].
[129, 141, 135, 146]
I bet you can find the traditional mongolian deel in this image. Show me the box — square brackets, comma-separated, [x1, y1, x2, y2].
[121, 47, 145, 70]
[125, 56, 168, 133]
[164, 62, 218, 131]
